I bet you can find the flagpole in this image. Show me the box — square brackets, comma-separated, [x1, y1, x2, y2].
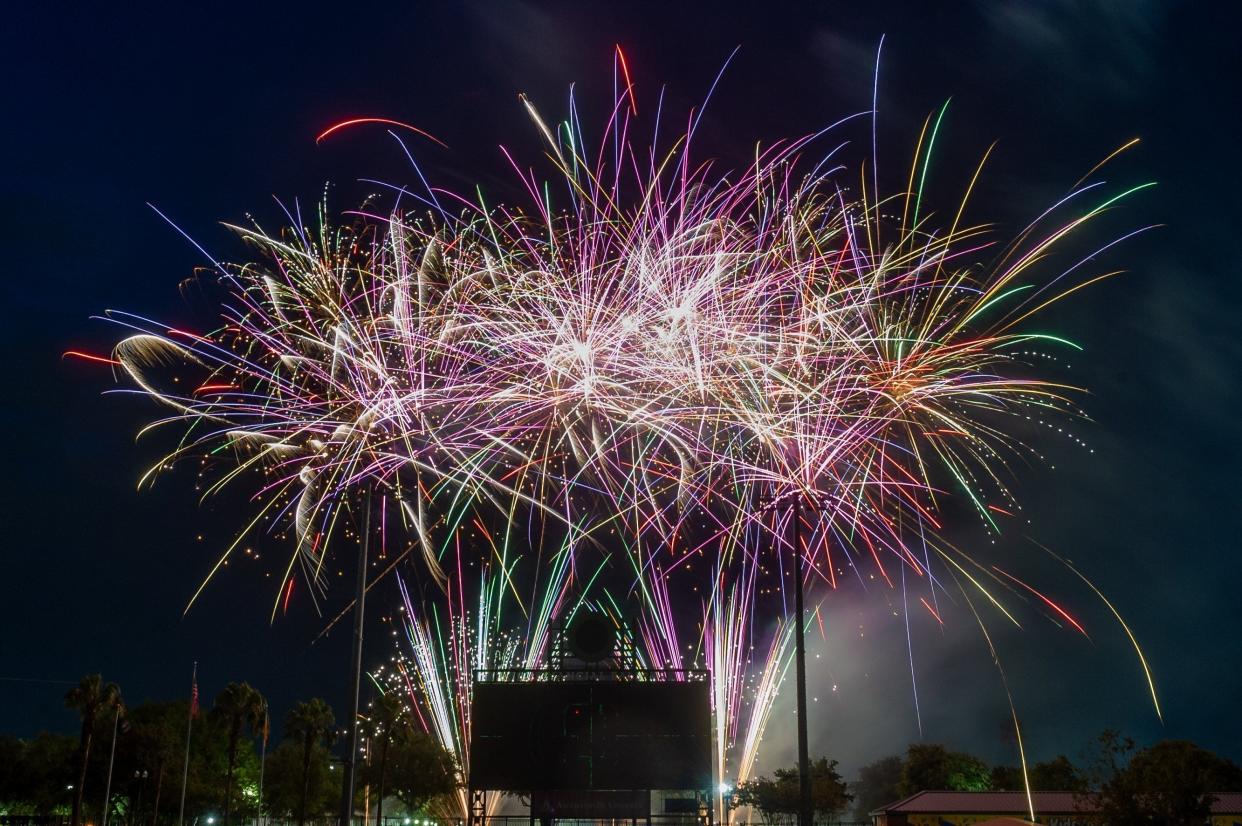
[101, 705, 121, 826]
[257, 707, 269, 826]
[178, 661, 197, 826]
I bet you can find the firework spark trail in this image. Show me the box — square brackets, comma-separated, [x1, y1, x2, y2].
[735, 618, 797, 786]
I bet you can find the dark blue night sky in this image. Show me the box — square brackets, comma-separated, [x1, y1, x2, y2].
[2, 1, 1239, 777]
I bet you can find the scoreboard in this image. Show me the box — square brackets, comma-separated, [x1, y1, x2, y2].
[469, 680, 712, 792]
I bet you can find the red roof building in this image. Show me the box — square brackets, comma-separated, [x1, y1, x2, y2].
[869, 790, 1242, 826]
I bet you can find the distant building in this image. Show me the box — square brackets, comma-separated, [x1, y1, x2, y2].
[868, 790, 1242, 826]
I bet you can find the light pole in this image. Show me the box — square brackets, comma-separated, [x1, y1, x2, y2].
[102, 705, 122, 826]
[257, 706, 268, 826]
[789, 497, 811, 826]
[340, 490, 373, 826]
[763, 489, 828, 826]
[133, 769, 149, 826]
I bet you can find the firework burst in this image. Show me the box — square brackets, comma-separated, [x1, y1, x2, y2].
[79, 50, 1157, 816]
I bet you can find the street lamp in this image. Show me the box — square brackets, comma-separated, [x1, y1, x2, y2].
[133, 770, 149, 823]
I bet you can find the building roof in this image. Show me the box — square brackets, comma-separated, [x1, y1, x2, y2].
[870, 792, 1081, 816]
[870, 791, 1242, 816]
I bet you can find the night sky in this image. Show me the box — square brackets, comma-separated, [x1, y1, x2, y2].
[3, 1, 1240, 779]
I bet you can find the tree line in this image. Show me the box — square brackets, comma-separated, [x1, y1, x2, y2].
[0, 675, 457, 825]
[731, 734, 1242, 825]
[845, 733, 1242, 825]
[9, 678, 1242, 826]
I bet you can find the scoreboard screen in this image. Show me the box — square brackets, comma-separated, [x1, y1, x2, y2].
[469, 680, 711, 791]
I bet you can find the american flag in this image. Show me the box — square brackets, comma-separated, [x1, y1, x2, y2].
[189, 664, 199, 719]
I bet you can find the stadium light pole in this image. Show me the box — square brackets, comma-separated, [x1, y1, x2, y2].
[789, 495, 812, 826]
[340, 490, 373, 826]
[763, 485, 826, 826]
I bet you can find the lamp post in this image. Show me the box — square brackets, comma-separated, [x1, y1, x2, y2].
[133, 769, 149, 826]
[257, 707, 268, 826]
[101, 705, 122, 826]
[340, 490, 373, 826]
[789, 496, 812, 826]
[762, 488, 829, 826]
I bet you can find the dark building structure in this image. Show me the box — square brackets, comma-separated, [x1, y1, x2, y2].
[468, 614, 714, 826]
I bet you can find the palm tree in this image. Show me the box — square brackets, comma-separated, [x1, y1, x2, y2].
[64, 674, 122, 826]
[213, 682, 267, 826]
[366, 693, 410, 826]
[285, 698, 336, 826]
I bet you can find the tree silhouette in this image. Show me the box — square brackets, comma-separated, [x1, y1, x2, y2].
[363, 693, 407, 825]
[1087, 731, 1242, 825]
[64, 674, 122, 826]
[286, 698, 336, 826]
[900, 743, 990, 793]
[383, 730, 458, 813]
[213, 682, 267, 826]
[852, 755, 903, 819]
[125, 701, 185, 826]
[734, 757, 851, 824]
[991, 754, 1086, 791]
